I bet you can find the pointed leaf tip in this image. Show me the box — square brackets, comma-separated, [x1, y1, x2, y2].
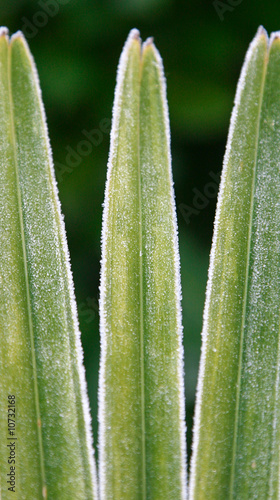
[0, 27, 8, 37]
[142, 36, 154, 50]
[128, 28, 141, 41]
[11, 30, 24, 39]
[269, 31, 280, 44]
[249, 26, 268, 54]
[256, 25, 268, 39]
[10, 30, 27, 46]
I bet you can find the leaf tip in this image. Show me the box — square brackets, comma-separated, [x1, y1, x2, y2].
[256, 25, 268, 40]
[143, 36, 154, 48]
[269, 30, 280, 45]
[118, 29, 141, 69]
[10, 30, 35, 70]
[10, 30, 29, 52]
[0, 26, 9, 38]
[127, 28, 141, 42]
[10, 30, 25, 42]
[250, 26, 268, 56]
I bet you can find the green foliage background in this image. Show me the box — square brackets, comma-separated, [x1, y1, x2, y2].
[4, 0, 280, 459]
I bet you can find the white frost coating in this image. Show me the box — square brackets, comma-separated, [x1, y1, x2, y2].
[0, 26, 9, 37]
[13, 32, 98, 497]
[189, 26, 268, 497]
[145, 39, 187, 499]
[98, 28, 140, 499]
[99, 29, 187, 498]
[142, 36, 154, 48]
[269, 31, 280, 45]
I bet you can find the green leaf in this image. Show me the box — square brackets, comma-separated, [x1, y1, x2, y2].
[99, 30, 187, 499]
[0, 29, 98, 499]
[189, 26, 280, 499]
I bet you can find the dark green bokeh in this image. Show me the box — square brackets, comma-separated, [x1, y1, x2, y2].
[4, 0, 280, 461]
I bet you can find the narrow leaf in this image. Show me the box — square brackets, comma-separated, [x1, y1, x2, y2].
[189, 26, 280, 498]
[0, 29, 98, 499]
[99, 30, 187, 499]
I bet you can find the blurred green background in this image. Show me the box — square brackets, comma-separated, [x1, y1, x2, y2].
[3, 0, 280, 461]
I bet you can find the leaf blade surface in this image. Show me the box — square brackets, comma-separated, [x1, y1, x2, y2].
[0, 29, 98, 500]
[189, 27, 280, 499]
[99, 30, 187, 499]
